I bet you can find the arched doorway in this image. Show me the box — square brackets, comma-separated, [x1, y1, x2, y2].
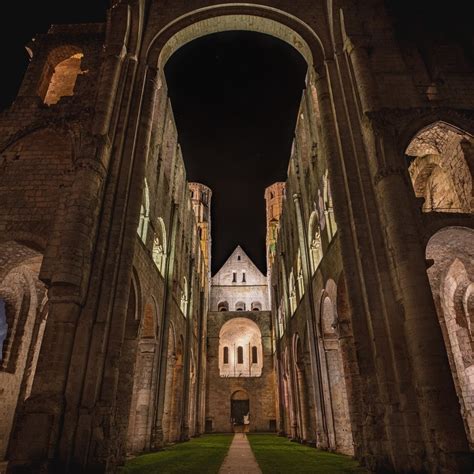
[231, 390, 250, 432]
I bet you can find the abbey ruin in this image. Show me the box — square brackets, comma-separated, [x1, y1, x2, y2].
[0, 1, 473, 472]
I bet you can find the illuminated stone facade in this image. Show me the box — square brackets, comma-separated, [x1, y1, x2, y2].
[210, 246, 269, 312]
[264, 182, 285, 270]
[189, 182, 212, 274]
[0, 2, 473, 473]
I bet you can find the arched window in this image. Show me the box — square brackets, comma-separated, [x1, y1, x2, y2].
[235, 302, 246, 311]
[217, 301, 229, 312]
[180, 277, 188, 316]
[252, 346, 258, 364]
[137, 179, 150, 243]
[223, 346, 229, 364]
[242, 272, 246, 283]
[278, 302, 285, 338]
[237, 346, 244, 364]
[251, 302, 262, 311]
[323, 171, 337, 240]
[296, 250, 304, 299]
[289, 270, 297, 315]
[322, 295, 337, 336]
[43, 52, 84, 105]
[152, 218, 167, 276]
[308, 211, 323, 274]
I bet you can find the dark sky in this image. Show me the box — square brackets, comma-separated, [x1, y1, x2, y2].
[165, 33, 306, 274]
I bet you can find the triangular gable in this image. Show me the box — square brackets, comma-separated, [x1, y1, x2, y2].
[212, 245, 267, 286]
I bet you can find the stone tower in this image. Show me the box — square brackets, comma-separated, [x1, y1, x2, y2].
[189, 182, 212, 273]
[264, 182, 285, 271]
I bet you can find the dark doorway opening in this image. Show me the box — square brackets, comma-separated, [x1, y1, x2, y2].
[231, 399, 249, 425]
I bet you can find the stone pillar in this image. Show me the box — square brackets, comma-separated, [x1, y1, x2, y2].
[296, 365, 310, 441]
[271, 283, 286, 435]
[180, 260, 195, 441]
[151, 203, 179, 449]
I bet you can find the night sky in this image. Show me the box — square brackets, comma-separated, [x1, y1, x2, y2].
[165, 33, 306, 274]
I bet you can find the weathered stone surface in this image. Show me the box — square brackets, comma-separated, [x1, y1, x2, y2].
[0, 2, 472, 473]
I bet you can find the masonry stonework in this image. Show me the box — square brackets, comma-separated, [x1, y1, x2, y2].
[0, 1, 472, 473]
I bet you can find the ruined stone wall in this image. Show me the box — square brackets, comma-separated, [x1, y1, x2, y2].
[0, 1, 473, 472]
[206, 311, 275, 432]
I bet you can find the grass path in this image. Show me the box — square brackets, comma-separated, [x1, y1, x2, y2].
[120, 434, 233, 474]
[248, 434, 367, 474]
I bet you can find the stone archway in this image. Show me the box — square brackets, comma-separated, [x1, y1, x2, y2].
[426, 226, 474, 447]
[230, 389, 250, 432]
[0, 241, 45, 462]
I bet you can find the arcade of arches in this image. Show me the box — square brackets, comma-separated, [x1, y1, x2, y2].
[0, 1, 473, 473]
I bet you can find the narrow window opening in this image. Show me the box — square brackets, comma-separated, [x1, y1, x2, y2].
[242, 272, 246, 283]
[237, 346, 244, 364]
[232, 272, 237, 283]
[252, 346, 258, 364]
[0, 299, 7, 362]
[223, 346, 229, 364]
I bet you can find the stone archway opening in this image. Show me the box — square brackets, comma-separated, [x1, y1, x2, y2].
[406, 122, 473, 213]
[0, 240, 45, 461]
[231, 389, 250, 431]
[151, 9, 323, 276]
[426, 226, 474, 447]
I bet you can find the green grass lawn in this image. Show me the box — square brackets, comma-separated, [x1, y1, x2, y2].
[248, 434, 367, 474]
[120, 434, 233, 474]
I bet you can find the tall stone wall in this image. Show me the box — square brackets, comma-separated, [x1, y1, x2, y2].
[0, 1, 472, 473]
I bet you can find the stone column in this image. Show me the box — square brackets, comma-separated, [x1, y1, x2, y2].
[151, 203, 179, 449]
[372, 129, 471, 470]
[180, 260, 195, 441]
